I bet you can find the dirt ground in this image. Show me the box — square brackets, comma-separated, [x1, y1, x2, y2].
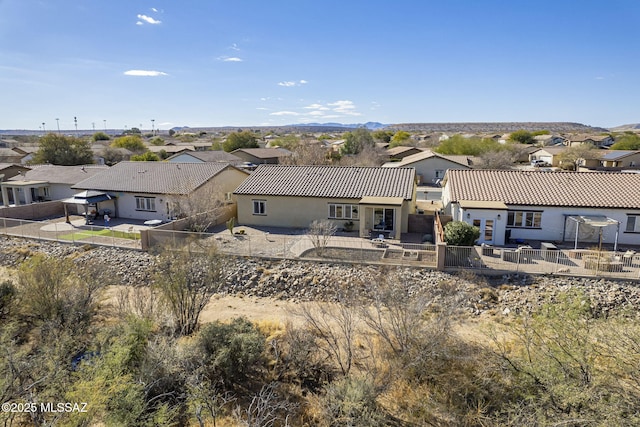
[199, 295, 303, 326]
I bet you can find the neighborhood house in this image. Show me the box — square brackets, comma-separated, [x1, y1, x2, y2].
[233, 165, 417, 239]
[442, 169, 640, 248]
[72, 161, 249, 221]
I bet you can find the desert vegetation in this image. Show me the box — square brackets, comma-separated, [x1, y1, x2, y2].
[1, 245, 640, 426]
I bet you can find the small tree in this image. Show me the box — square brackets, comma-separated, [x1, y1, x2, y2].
[307, 219, 337, 256]
[131, 151, 160, 161]
[111, 135, 146, 153]
[32, 133, 94, 165]
[443, 221, 480, 246]
[154, 243, 224, 336]
[223, 131, 259, 152]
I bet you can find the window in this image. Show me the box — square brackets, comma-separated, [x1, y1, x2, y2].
[626, 215, 640, 233]
[435, 169, 445, 179]
[253, 200, 266, 215]
[373, 208, 394, 231]
[507, 210, 542, 228]
[135, 196, 156, 211]
[328, 203, 359, 219]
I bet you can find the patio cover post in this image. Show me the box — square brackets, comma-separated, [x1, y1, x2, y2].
[573, 217, 579, 250]
[614, 222, 619, 252]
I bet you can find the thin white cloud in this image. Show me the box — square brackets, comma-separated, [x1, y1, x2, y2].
[219, 56, 243, 62]
[595, 76, 605, 80]
[124, 70, 168, 77]
[304, 103, 329, 110]
[151, 8, 158, 12]
[256, 107, 269, 110]
[270, 111, 300, 116]
[278, 80, 308, 87]
[328, 100, 361, 116]
[136, 21, 144, 26]
[230, 43, 240, 51]
[137, 14, 161, 25]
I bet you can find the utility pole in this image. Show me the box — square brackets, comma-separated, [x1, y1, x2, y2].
[56, 118, 60, 134]
[42, 122, 46, 133]
[92, 122, 95, 132]
[74, 116, 78, 136]
[151, 119, 155, 136]
[103, 119, 107, 132]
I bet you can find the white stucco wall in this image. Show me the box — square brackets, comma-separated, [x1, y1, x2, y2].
[457, 205, 640, 247]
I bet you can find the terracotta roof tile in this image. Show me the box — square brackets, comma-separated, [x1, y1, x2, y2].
[446, 169, 640, 209]
[73, 161, 237, 195]
[234, 165, 415, 200]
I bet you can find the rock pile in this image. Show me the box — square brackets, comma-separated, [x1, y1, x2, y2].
[1, 237, 639, 317]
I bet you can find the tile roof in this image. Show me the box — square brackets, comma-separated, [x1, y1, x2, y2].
[9, 165, 108, 185]
[445, 169, 640, 209]
[167, 150, 243, 163]
[234, 165, 415, 200]
[73, 161, 237, 195]
[386, 146, 423, 156]
[231, 147, 292, 159]
[383, 150, 471, 168]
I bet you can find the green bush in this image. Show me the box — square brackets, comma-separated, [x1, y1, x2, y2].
[197, 317, 265, 385]
[443, 221, 480, 246]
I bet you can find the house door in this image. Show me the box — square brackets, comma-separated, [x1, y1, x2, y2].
[472, 219, 494, 244]
[373, 208, 394, 232]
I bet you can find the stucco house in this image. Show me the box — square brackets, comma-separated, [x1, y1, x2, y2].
[1, 164, 108, 207]
[73, 162, 249, 221]
[382, 149, 471, 185]
[442, 169, 640, 248]
[529, 146, 567, 167]
[566, 134, 614, 148]
[581, 150, 640, 170]
[234, 165, 417, 239]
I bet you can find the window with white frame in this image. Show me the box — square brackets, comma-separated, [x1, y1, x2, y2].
[253, 200, 266, 215]
[135, 196, 156, 211]
[435, 169, 445, 179]
[507, 210, 542, 228]
[328, 203, 359, 219]
[626, 214, 640, 233]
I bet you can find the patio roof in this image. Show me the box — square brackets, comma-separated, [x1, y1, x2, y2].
[1, 180, 49, 187]
[359, 196, 404, 206]
[62, 190, 116, 205]
[570, 215, 619, 227]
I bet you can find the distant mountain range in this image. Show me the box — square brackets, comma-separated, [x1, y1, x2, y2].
[2, 121, 627, 136]
[289, 122, 388, 130]
[609, 123, 640, 131]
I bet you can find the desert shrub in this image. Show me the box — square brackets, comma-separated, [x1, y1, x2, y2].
[443, 221, 480, 246]
[317, 376, 384, 427]
[197, 317, 266, 387]
[0, 280, 16, 320]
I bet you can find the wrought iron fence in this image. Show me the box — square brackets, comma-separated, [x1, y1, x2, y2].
[444, 245, 640, 279]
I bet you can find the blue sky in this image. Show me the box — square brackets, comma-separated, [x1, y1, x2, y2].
[1, 0, 639, 131]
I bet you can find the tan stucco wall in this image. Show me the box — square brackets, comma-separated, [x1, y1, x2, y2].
[237, 194, 413, 239]
[409, 158, 469, 185]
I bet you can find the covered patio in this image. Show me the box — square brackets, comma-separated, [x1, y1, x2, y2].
[62, 190, 117, 224]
